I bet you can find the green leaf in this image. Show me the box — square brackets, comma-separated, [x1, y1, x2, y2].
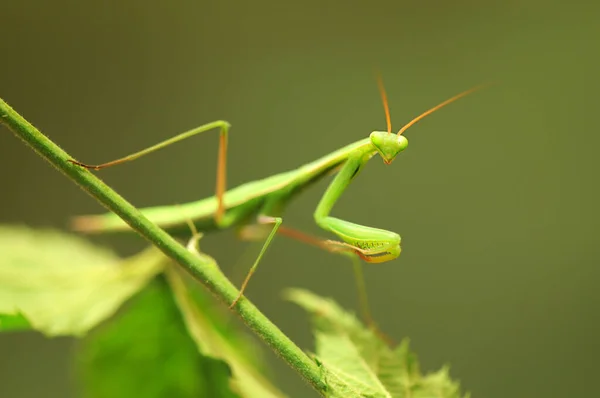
[166, 267, 287, 398]
[285, 288, 470, 398]
[77, 275, 239, 398]
[0, 225, 164, 336]
[0, 313, 30, 332]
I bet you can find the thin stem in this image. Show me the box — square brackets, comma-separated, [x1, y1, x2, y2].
[0, 98, 327, 395]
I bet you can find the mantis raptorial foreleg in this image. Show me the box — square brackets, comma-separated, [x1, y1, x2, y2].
[228, 151, 399, 324]
[309, 150, 400, 328]
[315, 153, 402, 263]
[68, 120, 231, 224]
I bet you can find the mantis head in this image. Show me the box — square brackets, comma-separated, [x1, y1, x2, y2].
[370, 131, 408, 165]
[373, 74, 488, 165]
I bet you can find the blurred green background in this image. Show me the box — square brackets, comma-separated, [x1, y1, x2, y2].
[1, 1, 599, 397]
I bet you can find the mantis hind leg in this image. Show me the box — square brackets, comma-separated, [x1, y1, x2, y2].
[68, 120, 231, 224]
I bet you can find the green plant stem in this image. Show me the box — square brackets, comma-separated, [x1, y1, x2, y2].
[0, 98, 327, 395]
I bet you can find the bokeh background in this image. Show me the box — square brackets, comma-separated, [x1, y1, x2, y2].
[1, 1, 599, 397]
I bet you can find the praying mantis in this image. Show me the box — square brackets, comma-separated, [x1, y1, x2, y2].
[68, 76, 485, 326]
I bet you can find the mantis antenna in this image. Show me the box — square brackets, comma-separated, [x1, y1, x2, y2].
[376, 74, 393, 134]
[398, 84, 489, 136]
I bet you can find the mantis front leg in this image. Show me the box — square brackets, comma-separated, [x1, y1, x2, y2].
[314, 154, 402, 263]
[314, 153, 402, 327]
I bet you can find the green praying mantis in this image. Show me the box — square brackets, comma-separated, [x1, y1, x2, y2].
[68, 76, 485, 326]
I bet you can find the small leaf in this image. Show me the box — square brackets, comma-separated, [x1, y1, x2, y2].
[0, 225, 164, 336]
[0, 313, 30, 332]
[77, 276, 239, 398]
[166, 267, 287, 398]
[286, 288, 469, 398]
